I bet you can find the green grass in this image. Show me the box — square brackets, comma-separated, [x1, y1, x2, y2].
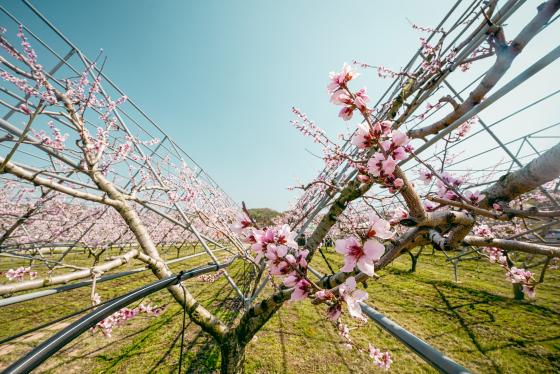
[0, 248, 558, 373]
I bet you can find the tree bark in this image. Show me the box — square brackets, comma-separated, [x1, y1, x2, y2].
[480, 142, 560, 208]
[220, 335, 246, 374]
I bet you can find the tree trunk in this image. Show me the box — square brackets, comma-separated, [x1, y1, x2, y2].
[408, 250, 419, 273]
[220, 338, 246, 374]
[512, 283, 525, 300]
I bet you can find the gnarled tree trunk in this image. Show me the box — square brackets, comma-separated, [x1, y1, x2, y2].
[220, 335, 246, 374]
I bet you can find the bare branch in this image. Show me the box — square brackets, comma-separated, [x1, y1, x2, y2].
[463, 235, 560, 257]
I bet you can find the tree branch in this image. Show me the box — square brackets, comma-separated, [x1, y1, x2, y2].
[409, 0, 560, 139]
[463, 235, 560, 257]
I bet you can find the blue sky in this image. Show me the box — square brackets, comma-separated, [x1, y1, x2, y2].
[3, 1, 559, 211]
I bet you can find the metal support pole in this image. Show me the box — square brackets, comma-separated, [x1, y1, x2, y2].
[360, 303, 470, 374]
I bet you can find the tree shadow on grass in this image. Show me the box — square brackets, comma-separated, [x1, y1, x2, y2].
[318, 312, 355, 373]
[276, 310, 288, 374]
[178, 263, 251, 373]
[433, 284, 503, 374]
[42, 261, 251, 373]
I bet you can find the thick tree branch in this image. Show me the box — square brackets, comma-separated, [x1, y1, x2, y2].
[409, 0, 560, 139]
[1, 159, 121, 207]
[0, 249, 139, 296]
[480, 142, 560, 208]
[463, 235, 560, 257]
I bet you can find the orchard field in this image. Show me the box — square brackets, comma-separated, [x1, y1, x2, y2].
[1, 248, 558, 373]
[1, 0, 560, 373]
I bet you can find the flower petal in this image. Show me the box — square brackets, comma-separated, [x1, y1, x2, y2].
[363, 239, 385, 260]
[341, 256, 357, 273]
[335, 239, 348, 254]
[345, 276, 357, 291]
[357, 257, 375, 276]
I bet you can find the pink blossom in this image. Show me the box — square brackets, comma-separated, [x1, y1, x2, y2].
[94, 303, 162, 338]
[5, 266, 36, 282]
[338, 106, 354, 121]
[483, 247, 507, 265]
[473, 224, 493, 237]
[392, 178, 404, 189]
[19, 103, 31, 114]
[369, 344, 393, 370]
[506, 267, 533, 284]
[391, 146, 407, 161]
[367, 153, 396, 178]
[371, 120, 392, 137]
[351, 123, 374, 149]
[276, 224, 298, 249]
[379, 130, 410, 161]
[339, 276, 368, 320]
[465, 190, 485, 205]
[335, 237, 384, 276]
[353, 87, 369, 111]
[492, 203, 503, 212]
[522, 285, 536, 299]
[327, 303, 342, 321]
[283, 273, 300, 288]
[327, 63, 359, 93]
[389, 207, 409, 225]
[418, 168, 434, 184]
[367, 214, 393, 240]
[252, 228, 275, 261]
[390, 130, 409, 147]
[455, 117, 477, 137]
[436, 172, 464, 200]
[505, 268, 536, 298]
[357, 174, 372, 184]
[424, 200, 438, 212]
[265, 244, 292, 275]
[330, 90, 353, 106]
[295, 249, 309, 268]
[456, 121, 471, 137]
[230, 213, 252, 234]
[291, 279, 312, 301]
[314, 289, 329, 301]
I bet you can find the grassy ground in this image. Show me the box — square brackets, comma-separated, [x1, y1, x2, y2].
[0, 247, 558, 373]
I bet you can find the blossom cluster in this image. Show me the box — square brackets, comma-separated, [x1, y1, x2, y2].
[418, 168, 485, 205]
[349, 119, 413, 191]
[419, 37, 442, 74]
[506, 267, 536, 298]
[0, 26, 57, 105]
[197, 268, 225, 283]
[4, 266, 37, 282]
[480, 239, 536, 298]
[369, 344, 393, 370]
[33, 121, 68, 151]
[327, 63, 370, 121]
[0, 27, 135, 168]
[231, 215, 311, 301]
[230, 211, 393, 323]
[455, 117, 478, 138]
[483, 246, 507, 265]
[94, 303, 163, 338]
[368, 129, 412, 190]
[335, 214, 392, 277]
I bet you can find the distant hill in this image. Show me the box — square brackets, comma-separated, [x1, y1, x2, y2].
[247, 208, 281, 227]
